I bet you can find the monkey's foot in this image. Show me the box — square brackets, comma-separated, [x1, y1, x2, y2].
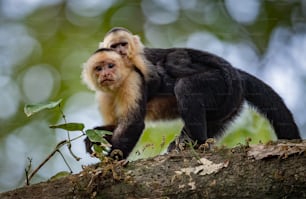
[198, 138, 216, 152]
[167, 134, 193, 152]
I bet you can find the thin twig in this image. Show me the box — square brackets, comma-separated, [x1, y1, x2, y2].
[70, 134, 86, 142]
[57, 150, 73, 173]
[57, 104, 80, 161]
[24, 158, 32, 185]
[67, 142, 81, 161]
[58, 105, 71, 142]
[25, 140, 67, 185]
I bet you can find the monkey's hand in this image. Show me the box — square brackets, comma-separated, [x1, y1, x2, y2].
[109, 149, 124, 160]
[84, 136, 95, 154]
[84, 125, 116, 154]
[85, 137, 125, 160]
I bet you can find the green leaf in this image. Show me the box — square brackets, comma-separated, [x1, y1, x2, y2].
[49, 123, 85, 131]
[24, 99, 62, 117]
[50, 171, 71, 181]
[93, 144, 103, 153]
[86, 129, 112, 143]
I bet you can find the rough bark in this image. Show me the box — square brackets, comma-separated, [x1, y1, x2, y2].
[1, 140, 305, 199]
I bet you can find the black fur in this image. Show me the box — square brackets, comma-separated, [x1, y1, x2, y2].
[144, 47, 300, 141]
[238, 69, 300, 139]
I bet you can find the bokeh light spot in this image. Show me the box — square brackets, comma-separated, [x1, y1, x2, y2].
[21, 65, 59, 103]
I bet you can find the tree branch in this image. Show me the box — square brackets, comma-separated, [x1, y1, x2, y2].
[1, 140, 305, 199]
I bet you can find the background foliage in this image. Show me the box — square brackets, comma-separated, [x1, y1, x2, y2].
[0, 0, 305, 192]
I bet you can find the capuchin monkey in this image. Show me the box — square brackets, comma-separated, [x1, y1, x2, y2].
[85, 27, 300, 159]
[82, 48, 147, 157]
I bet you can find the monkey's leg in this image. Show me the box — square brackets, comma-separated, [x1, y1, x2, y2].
[174, 81, 207, 144]
[174, 72, 227, 145]
[110, 120, 145, 159]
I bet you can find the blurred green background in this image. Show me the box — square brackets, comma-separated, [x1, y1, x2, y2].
[0, 0, 306, 192]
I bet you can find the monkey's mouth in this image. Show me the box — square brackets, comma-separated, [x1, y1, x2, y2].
[100, 79, 115, 85]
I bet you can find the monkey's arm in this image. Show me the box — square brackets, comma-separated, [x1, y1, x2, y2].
[85, 74, 147, 159]
[110, 71, 147, 159]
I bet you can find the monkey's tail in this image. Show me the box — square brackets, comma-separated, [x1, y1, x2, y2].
[238, 69, 300, 139]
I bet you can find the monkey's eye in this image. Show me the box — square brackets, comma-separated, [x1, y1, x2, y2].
[110, 44, 117, 48]
[95, 66, 102, 71]
[108, 63, 115, 69]
[121, 42, 128, 47]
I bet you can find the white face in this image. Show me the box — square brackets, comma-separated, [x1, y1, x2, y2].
[101, 29, 145, 60]
[103, 32, 130, 56]
[82, 51, 130, 92]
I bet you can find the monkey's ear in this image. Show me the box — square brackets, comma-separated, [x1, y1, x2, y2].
[132, 35, 144, 52]
[81, 62, 97, 91]
[98, 42, 104, 48]
[132, 35, 141, 45]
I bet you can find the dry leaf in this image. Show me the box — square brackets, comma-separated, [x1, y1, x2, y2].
[247, 142, 306, 160]
[175, 158, 229, 176]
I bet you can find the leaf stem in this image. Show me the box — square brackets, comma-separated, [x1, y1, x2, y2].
[57, 150, 73, 173]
